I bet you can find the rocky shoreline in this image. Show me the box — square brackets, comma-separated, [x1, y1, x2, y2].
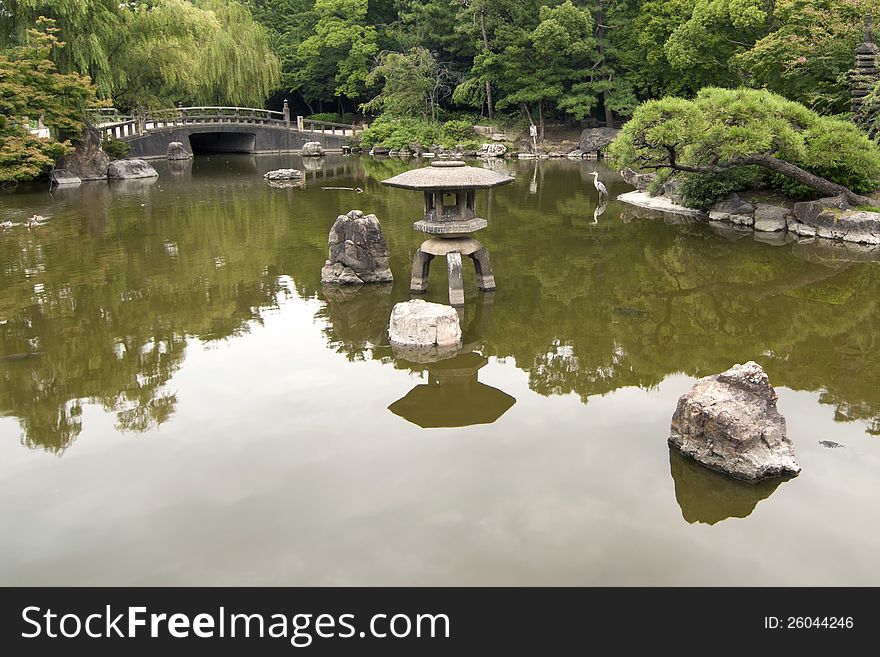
[360, 127, 620, 161]
[618, 169, 880, 247]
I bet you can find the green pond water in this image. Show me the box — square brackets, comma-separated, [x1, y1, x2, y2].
[1, 154, 878, 585]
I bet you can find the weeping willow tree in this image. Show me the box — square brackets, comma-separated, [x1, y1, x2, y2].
[0, 0, 280, 109]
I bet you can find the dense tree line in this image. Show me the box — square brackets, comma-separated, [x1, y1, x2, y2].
[3, 0, 880, 186]
[2, 0, 878, 125]
[243, 0, 880, 124]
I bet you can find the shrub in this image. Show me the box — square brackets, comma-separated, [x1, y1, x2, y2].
[102, 136, 131, 160]
[440, 119, 476, 144]
[359, 116, 439, 150]
[678, 166, 765, 209]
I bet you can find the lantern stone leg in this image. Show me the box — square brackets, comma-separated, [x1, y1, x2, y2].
[447, 252, 465, 306]
[411, 249, 433, 293]
[469, 247, 495, 291]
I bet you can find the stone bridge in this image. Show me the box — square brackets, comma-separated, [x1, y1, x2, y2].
[94, 103, 363, 159]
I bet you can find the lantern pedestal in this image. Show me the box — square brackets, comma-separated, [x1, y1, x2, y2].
[410, 237, 495, 306]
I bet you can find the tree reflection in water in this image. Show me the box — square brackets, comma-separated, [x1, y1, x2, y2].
[1, 155, 879, 455]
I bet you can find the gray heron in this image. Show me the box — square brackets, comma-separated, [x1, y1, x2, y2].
[589, 171, 608, 200]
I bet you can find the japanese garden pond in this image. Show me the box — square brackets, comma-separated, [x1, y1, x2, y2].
[1, 154, 879, 585]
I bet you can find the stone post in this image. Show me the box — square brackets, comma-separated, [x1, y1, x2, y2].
[283, 99, 290, 127]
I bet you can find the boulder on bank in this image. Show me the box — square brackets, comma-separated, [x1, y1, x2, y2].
[579, 127, 619, 155]
[669, 361, 801, 482]
[388, 299, 461, 362]
[619, 167, 655, 192]
[302, 141, 324, 157]
[478, 143, 507, 157]
[791, 195, 880, 244]
[371, 145, 391, 156]
[166, 141, 192, 160]
[321, 210, 393, 284]
[753, 203, 791, 232]
[708, 193, 756, 225]
[59, 125, 109, 181]
[108, 158, 159, 179]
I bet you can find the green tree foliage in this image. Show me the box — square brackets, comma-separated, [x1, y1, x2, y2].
[736, 0, 880, 114]
[0, 1, 280, 109]
[362, 47, 448, 120]
[610, 88, 880, 204]
[293, 0, 378, 103]
[0, 18, 103, 182]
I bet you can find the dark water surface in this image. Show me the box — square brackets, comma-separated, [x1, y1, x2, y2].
[1, 154, 878, 585]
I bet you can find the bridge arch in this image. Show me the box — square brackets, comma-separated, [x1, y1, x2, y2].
[95, 106, 361, 158]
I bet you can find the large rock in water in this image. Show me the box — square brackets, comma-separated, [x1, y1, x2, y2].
[264, 168, 302, 181]
[108, 159, 159, 179]
[59, 125, 109, 180]
[320, 210, 393, 284]
[49, 169, 81, 186]
[166, 141, 192, 160]
[579, 127, 620, 154]
[301, 141, 324, 157]
[669, 361, 801, 482]
[388, 300, 461, 362]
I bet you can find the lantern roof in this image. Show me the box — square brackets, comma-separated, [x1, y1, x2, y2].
[381, 160, 514, 190]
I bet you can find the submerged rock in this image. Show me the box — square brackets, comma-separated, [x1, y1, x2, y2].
[107, 158, 159, 179]
[669, 361, 801, 482]
[320, 210, 393, 284]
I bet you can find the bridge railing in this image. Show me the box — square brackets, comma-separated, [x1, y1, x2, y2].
[92, 105, 365, 142]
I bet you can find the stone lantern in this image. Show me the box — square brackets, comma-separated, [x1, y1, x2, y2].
[381, 160, 513, 306]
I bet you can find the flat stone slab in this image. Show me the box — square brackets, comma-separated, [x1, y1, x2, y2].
[617, 191, 707, 218]
[264, 168, 303, 181]
[388, 299, 462, 351]
[414, 217, 487, 235]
